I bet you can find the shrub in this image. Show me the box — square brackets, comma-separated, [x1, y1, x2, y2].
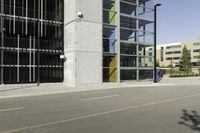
[169, 74, 199, 78]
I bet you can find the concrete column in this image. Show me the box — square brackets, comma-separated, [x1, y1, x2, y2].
[117, 0, 121, 83]
[63, 0, 77, 86]
[64, 0, 102, 86]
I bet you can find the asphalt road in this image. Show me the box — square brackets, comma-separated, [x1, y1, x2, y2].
[0, 85, 200, 133]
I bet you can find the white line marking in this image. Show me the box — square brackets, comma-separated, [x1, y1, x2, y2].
[2, 93, 200, 133]
[80, 95, 120, 101]
[148, 89, 170, 93]
[0, 107, 24, 112]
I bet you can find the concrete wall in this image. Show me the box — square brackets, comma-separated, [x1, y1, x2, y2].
[64, 0, 102, 86]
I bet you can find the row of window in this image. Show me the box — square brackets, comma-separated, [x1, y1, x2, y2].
[193, 43, 200, 47]
[166, 56, 200, 60]
[103, 69, 153, 82]
[166, 57, 180, 60]
[3, 35, 63, 50]
[165, 49, 200, 54]
[0, 67, 63, 84]
[3, 18, 62, 38]
[166, 45, 181, 49]
[165, 51, 181, 55]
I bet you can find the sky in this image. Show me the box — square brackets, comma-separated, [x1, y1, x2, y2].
[155, 0, 200, 44]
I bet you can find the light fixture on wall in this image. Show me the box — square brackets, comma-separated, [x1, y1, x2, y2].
[60, 54, 67, 62]
[77, 11, 83, 18]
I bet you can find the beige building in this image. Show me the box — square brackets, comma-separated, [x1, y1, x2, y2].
[146, 40, 200, 68]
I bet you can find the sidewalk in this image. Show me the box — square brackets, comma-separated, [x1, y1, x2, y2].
[0, 77, 199, 99]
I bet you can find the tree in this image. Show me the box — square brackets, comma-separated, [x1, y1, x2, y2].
[197, 52, 200, 75]
[179, 45, 192, 75]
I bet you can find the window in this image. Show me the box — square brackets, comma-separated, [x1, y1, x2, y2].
[166, 57, 172, 60]
[166, 57, 180, 60]
[166, 51, 181, 54]
[173, 57, 180, 60]
[103, 0, 118, 82]
[193, 49, 200, 53]
[166, 52, 172, 55]
[149, 53, 152, 62]
[173, 51, 181, 54]
[120, 56, 137, 67]
[193, 43, 200, 47]
[120, 70, 137, 80]
[193, 56, 200, 59]
[160, 47, 164, 61]
[166, 45, 181, 49]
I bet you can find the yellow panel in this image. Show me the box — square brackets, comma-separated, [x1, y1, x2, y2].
[109, 56, 117, 81]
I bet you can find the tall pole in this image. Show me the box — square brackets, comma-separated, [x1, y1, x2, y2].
[154, 4, 161, 83]
[117, 0, 121, 83]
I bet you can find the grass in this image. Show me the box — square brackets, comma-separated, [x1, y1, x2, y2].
[169, 74, 199, 78]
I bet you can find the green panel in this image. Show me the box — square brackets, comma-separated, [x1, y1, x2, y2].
[109, 2, 116, 25]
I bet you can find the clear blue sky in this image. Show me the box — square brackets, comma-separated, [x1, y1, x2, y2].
[155, 0, 200, 44]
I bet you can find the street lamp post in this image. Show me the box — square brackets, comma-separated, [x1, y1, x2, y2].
[154, 3, 161, 83]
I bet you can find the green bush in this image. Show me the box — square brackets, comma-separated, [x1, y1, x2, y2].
[169, 74, 199, 78]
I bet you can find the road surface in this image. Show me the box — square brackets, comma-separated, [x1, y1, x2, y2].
[0, 85, 200, 133]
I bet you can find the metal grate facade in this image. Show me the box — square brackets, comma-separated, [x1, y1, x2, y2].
[0, 0, 64, 84]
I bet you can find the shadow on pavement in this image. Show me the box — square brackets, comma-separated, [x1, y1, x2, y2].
[179, 109, 200, 131]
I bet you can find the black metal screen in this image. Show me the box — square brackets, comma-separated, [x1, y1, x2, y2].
[0, 0, 64, 84]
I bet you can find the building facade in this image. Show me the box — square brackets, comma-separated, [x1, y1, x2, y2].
[1, 0, 155, 86]
[146, 40, 200, 68]
[0, 0, 64, 84]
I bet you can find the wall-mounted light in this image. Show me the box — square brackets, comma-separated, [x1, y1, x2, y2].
[77, 11, 83, 18]
[60, 55, 66, 62]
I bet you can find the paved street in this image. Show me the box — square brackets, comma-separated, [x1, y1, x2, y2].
[0, 84, 200, 133]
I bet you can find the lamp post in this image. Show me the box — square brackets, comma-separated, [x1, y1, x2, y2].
[154, 3, 161, 83]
